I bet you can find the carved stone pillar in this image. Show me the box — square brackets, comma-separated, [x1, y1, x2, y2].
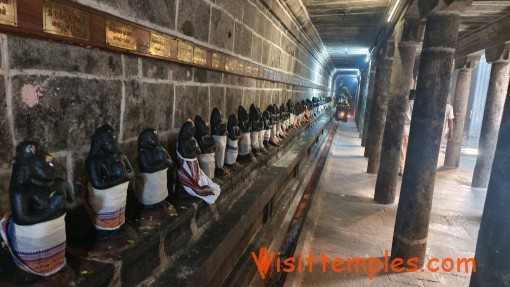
[472, 42, 510, 188]
[391, 9, 461, 267]
[374, 19, 421, 204]
[366, 43, 394, 174]
[362, 65, 376, 148]
[470, 79, 510, 287]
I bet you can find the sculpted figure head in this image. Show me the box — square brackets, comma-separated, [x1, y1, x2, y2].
[178, 120, 201, 159]
[194, 115, 216, 154]
[211, 108, 227, 136]
[138, 128, 159, 148]
[90, 124, 118, 156]
[227, 114, 241, 141]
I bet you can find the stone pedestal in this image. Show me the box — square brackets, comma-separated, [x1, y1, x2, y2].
[391, 10, 460, 267]
[472, 60, 510, 188]
[470, 83, 510, 286]
[366, 55, 393, 173]
[362, 68, 376, 148]
[374, 35, 418, 204]
[444, 66, 475, 167]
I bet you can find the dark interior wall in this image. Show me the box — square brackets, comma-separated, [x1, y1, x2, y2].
[0, 0, 334, 213]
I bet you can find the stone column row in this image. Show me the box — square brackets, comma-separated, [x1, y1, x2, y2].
[362, 65, 376, 148]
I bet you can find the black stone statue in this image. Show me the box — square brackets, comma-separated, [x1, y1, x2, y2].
[136, 128, 175, 216]
[194, 115, 216, 179]
[86, 124, 134, 237]
[237, 106, 256, 162]
[210, 108, 229, 178]
[249, 104, 264, 155]
[225, 114, 242, 168]
[1, 141, 70, 278]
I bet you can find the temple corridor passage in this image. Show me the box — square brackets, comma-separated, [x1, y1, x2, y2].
[287, 120, 485, 287]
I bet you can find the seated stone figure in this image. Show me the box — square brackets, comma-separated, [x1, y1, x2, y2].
[256, 107, 267, 153]
[137, 128, 173, 208]
[225, 114, 242, 168]
[237, 106, 256, 163]
[274, 104, 286, 139]
[194, 115, 216, 179]
[262, 110, 272, 148]
[267, 105, 281, 146]
[280, 104, 289, 132]
[86, 124, 134, 236]
[210, 108, 229, 178]
[249, 104, 264, 155]
[287, 100, 295, 128]
[1, 141, 68, 278]
[176, 120, 220, 204]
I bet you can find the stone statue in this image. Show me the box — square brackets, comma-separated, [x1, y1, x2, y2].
[194, 115, 216, 179]
[274, 104, 286, 139]
[267, 105, 281, 146]
[280, 104, 289, 132]
[287, 100, 295, 128]
[256, 107, 267, 153]
[262, 110, 272, 148]
[176, 120, 220, 204]
[225, 114, 242, 168]
[237, 106, 256, 162]
[136, 128, 174, 213]
[210, 108, 229, 178]
[249, 104, 263, 155]
[86, 124, 134, 238]
[1, 141, 69, 278]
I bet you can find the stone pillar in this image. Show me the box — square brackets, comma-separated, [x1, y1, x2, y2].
[374, 19, 420, 204]
[472, 53, 510, 188]
[391, 10, 461, 267]
[365, 44, 394, 172]
[362, 66, 376, 148]
[444, 55, 480, 167]
[470, 82, 510, 286]
[356, 73, 366, 129]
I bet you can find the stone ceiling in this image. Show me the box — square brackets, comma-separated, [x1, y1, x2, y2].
[299, 0, 510, 70]
[301, 0, 391, 69]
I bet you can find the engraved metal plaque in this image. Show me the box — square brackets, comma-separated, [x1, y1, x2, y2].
[236, 60, 244, 74]
[106, 19, 136, 50]
[225, 56, 234, 72]
[43, 1, 89, 40]
[212, 53, 222, 69]
[193, 47, 206, 66]
[0, 0, 17, 26]
[244, 62, 251, 75]
[178, 41, 193, 63]
[149, 32, 171, 58]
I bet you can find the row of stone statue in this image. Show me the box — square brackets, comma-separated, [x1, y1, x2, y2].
[0, 97, 330, 280]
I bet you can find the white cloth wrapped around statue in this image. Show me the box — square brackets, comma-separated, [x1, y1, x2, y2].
[213, 135, 227, 168]
[226, 138, 239, 165]
[259, 130, 265, 148]
[0, 214, 66, 276]
[239, 132, 251, 156]
[251, 131, 260, 149]
[270, 125, 279, 143]
[87, 181, 129, 230]
[198, 152, 215, 179]
[264, 129, 271, 142]
[137, 168, 169, 205]
[177, 151, 221, 204]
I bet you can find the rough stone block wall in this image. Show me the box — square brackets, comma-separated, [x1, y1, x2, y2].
[0, 0, 333, 213]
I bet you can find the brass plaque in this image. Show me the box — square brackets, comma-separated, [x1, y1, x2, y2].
[149, 32, 171, 58]
[236, 60, 244, 74]
[212, 53, 222, 69]
[43, 1, 89, 40]
[225, 56, 234, 72]
[0, 0, 17, 26]
[245, 62, 251, 75]
[106, 19, 136, 50]
[169, 38, 178, 59]
[178, 41, 193, 63]
[193, 47, 206, 66]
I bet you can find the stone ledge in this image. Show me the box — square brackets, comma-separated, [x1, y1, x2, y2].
[0, 106, 332, 287]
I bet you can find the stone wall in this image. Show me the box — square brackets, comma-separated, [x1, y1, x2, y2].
[0, 0, 334, 213]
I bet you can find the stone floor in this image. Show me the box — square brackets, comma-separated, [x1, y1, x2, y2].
[294, 120, 486, 287]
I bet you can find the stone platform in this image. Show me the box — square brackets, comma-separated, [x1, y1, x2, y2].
[0, 107, 333, 287]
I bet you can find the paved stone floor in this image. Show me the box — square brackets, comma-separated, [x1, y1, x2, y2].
[294, 120, 486, 287]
